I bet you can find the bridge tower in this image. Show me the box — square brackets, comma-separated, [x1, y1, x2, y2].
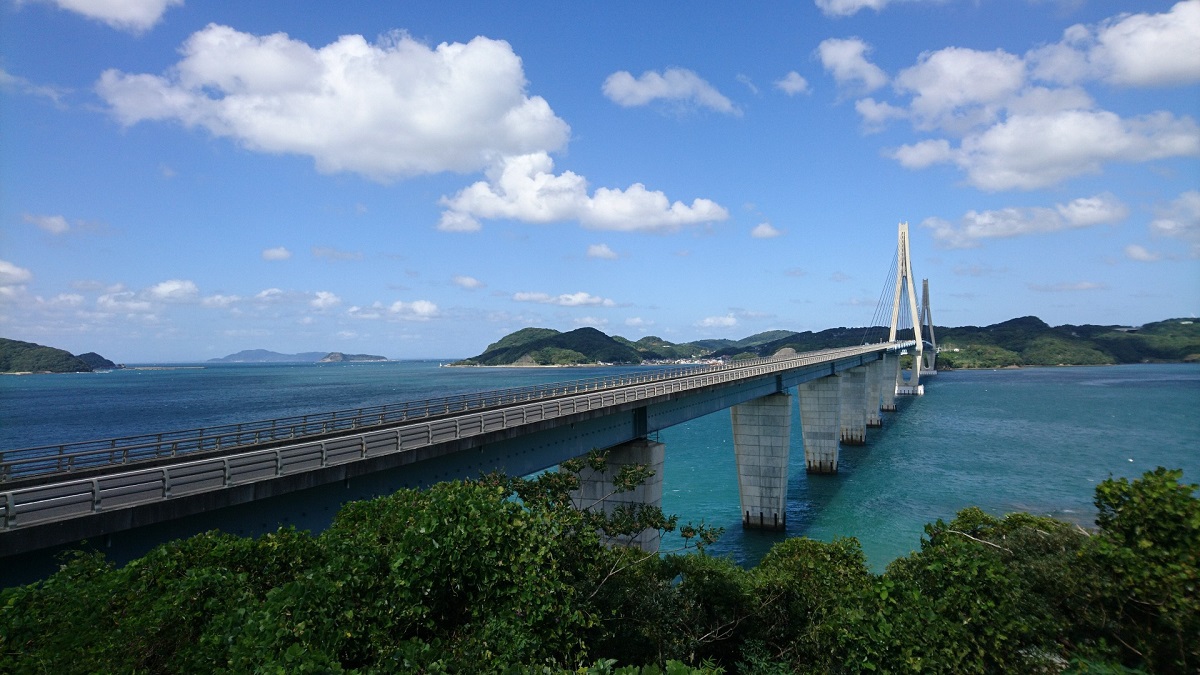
[920, 278, 938, 375]
[888, 222, 924, 394]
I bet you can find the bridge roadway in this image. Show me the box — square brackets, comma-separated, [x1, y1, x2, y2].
[0, 341, 914, 558]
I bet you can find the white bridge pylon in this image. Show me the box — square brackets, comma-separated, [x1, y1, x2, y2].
[887, 221, 933, 395]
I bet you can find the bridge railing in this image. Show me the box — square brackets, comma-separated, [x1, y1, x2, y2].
[0, 342, 912, 531]
[0, 360, 756, 482]
[0, 342, 912, 484]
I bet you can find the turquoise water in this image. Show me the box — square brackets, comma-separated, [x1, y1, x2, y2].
[3, 362, 1197, 571]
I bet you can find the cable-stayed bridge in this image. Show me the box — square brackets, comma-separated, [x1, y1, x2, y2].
[0, 223, 938, 560]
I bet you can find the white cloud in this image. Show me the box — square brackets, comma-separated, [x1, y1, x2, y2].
[893, 110, 1200, 190]
[96, 26, 569, 181]
[388, 299, 438, 320]
[697, 314, 737, 328]
[1028, 281, 1106, 292]
[1150, 190, 1200, 257]
[814, 0, 891, 17]
[22, 213, 70, 235]
[0, 67, 67, 105]
[1124, 244, 1161, 262]
[775, 71, 810, 96]
[855, 97, 907, 131]
[894, 47, 1025, 132]
[602, 67, 740, 115]
[0, 260, 33, 299]
[751, 222, 782, 238]
[147, 278, 198, 302]
[574, 316, 608, 328]
[201, 294, 240, 307]
[453, 275, 483, 289]
[587, 243, 618, 259]
[625, 317, 654, 328]
[262, 246, 291, 261]
[1030, 1, 1200, 87]
[817, 38, 888, 94]
[312, 246, 363, 261]
[921, 193, 1128, 248]
[97, 291, 153, 312]
[438, 152, 729, 233]
[255, 288, 285, 302]
[310, 291, 341, 309]
[513, 291, 615, 307]
[24, 0, 182, 33]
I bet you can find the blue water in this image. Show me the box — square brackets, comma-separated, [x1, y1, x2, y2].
[2, 362, 1197, 571]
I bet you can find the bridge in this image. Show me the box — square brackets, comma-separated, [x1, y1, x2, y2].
[0, 223, 938, 559]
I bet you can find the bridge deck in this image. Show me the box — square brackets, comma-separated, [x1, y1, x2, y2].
[0, 341, 913, 550]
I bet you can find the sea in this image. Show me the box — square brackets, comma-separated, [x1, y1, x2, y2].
[2, 361, 1197, 572]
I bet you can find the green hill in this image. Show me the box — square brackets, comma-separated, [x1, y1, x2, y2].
[457, 317, 1200, 368]
[454, 327, 644, 366]
[0, 338, 94, 373]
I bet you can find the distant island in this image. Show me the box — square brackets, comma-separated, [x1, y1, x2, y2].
[319, 352, 388, 363]
[450, 317, 1200, 368]
[0, 338, 119, 374]
[208, 350, 386, 363]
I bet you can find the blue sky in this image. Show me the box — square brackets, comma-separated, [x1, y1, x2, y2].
[1, 0, 1197, 362]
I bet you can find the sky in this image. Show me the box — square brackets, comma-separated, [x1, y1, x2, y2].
[1, 0, 1198, 362]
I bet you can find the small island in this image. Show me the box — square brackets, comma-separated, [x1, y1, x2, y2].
[319, 352, 388, 363]
[0, 338, 121, 374]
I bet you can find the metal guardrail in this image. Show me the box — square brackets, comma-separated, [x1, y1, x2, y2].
[0, 342, 911, 533]
[0, 363, 718, 482]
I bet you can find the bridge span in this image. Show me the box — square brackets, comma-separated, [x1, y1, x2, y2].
[1, 341, 916, 558]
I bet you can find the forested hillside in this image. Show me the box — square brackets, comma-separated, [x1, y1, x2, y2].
[0, 338, 97, 373]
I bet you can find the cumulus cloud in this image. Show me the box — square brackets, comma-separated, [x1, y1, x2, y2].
[775, 71, 810, 96]
[625, 317, 654, 328]
[389, 299, 438, 320]
[602, 67, 740, 115]
[312, 246, 363, 261]
[921, 193, 1128, 248]
[96, 25, 569, 181]
[453, 275, 484, 289]
[310, 291, 341, 309]
[513, 291, 615, 307]
[892, 110, 1200, 190]
[815, 0, 891, 17]
[98, 291, 153, 313]
[255, 288, 285, 302]
[1124, 244, 1161, 262]
[147, 278, 199, 302]
[587, 243, 618, 259]
[23, 0, 182, 33]
[697, 314, 738, 328]
[894, 47, 1025, 132]
[0, 260, 33, 299]
[574, 316, 608, 328]
[751, 222, 782, 238]
[1150, 189, 1200, 257]
[262, 246, 291, 261]
[1029, 1, 1200, 87]
[22, 213, 70, 235]
[201, 294, 240, 307]
[817, 38, 888, 94]
[437, 152, 729, 232]
[1028, 281, 1106, 292]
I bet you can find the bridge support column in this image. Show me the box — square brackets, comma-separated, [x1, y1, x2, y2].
[866, 359, 883, 428]
[840, 366, 868, 445]
[570, 439, 664, 551]
[798, 375, 840, 474]
[881, 352, 898, 412]
[731, 393, 791, 531]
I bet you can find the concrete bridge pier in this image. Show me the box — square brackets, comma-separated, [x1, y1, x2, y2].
[570, 438, 664, 551]
[881, 352, 899, 412]
[798, 375, 841, 474]
[839, 366, 868, 445]
[731, 393, 791, 531]
[866, 359, 884, 428]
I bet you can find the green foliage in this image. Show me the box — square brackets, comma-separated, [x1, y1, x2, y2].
[936, 343, 1023, 369]
[0, 337, 94, 373]
[1021, 336, 1114, 366]
[530, 347, 591, 365]
[464, 327, 644, 366]
[2, 467, 1195, 673]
